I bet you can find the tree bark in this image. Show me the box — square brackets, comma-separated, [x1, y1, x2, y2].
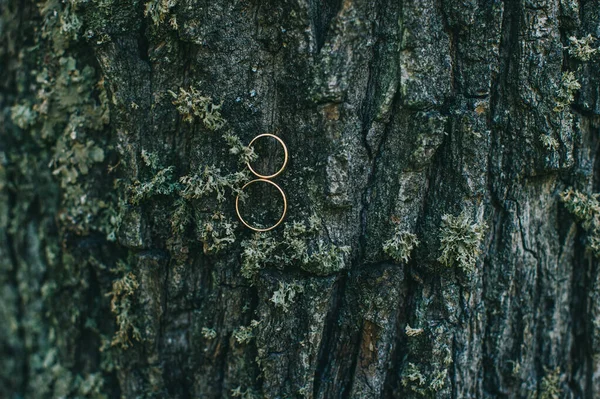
[2, 0, 600, 398]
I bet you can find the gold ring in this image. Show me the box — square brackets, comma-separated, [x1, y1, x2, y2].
[235, 179, 287, 232]
[246, 133, 288, 179]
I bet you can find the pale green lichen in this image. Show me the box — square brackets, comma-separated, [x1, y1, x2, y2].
[405, 325, 424, 337]
[438, 211, 487, 272]
[4, 3, 117, 396]
[10, 102, 38, 129]
[429, 369, 448, 392]
[129, 152, 181, 204]
[568, 35, 598, 61]
[107, 264, 141, 349]
[170, 198, 193, 235]
[141, 149, 161, 170]
[560, 188, 600, 229]
[201, 327, 217, 340]
[240, 216, 351, 280]
[168, 15, 178, 30]
[233, 320, 260, 345]
[269, 282, 304, 312]
[129, 165, 178, 205]
[51, 139, 105, 185]
[554, 71, 581, 112]
[49, 136, 112, 236]
[179, 165, 247, 202]
[33, 349, 108, 398]
[39, 0, 84, 54]
[231, 386, 261, 399]
[560, 188, 600, 257]
[304, 241, 351, 275]
[168, 86, 225, 130]
[401, 363, 426, 392]
[401, 327, 453, 396]
[197, 211, 237, 254]
[144, 0, 177, 26]
[240, 233, 279, 280]
[509, 360, 521, 377]
[537, 367, 562, 399]
[383, 227, 419, 263]
[132, 144, 249, 208]
[223, 131, 258, 164]
[298, 385, 309, 397]
[29, 55, 113, 236]
[539, 135, 559, 152]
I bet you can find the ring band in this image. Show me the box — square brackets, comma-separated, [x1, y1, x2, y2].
[235, 179, 287, 232]
[246, 133, 288, 179]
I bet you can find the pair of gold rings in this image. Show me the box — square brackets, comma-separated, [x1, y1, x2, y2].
[235, 134, 288, 232]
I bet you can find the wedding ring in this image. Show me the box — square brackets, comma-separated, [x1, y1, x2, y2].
[246, 133, 288, 179]
[235, 179, 287, 232]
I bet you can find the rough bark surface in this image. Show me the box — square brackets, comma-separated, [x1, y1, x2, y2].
[2, 0, 600, 398]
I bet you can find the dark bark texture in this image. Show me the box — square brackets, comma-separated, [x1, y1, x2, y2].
[2, 0, 600, 398]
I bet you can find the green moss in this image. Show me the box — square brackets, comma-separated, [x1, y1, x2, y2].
[560, 188, 600, 257]
[269, 282, 304, 312]
[383, 227, 419, 263]
[168, 85, 225, 130]
[438, 211, 487, 272]
[568, 35, 598, 61]
[554, 71, 581, 112]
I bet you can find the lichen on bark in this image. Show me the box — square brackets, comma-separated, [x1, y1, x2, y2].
[3, 0, 600, 398]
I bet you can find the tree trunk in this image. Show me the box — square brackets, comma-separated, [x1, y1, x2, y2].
[2, 0, 600, 398]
